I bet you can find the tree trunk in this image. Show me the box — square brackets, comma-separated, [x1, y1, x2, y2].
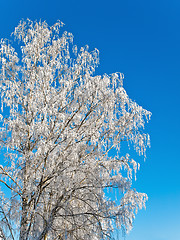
[19, 197, 29, 240]
[43, 234, 47, 240]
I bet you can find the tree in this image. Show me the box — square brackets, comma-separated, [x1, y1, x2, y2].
[0, 19, 151, 240]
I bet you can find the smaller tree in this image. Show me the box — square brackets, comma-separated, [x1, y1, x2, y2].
[0, 19, 151, 240]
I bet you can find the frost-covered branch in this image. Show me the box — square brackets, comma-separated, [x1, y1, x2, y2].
[0, 19, 151, 240]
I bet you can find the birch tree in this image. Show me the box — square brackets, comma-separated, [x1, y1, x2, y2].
[0, 19, 151, 240]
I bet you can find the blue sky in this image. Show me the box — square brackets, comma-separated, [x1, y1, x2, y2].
[0, 0, 180, 239]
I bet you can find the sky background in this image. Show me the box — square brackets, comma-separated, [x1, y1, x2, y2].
[0, 0, 180, 239]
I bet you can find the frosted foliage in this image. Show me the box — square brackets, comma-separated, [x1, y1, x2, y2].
[0, 20, 151, 240]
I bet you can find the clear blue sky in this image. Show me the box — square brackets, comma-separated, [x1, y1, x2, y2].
[0, 0, 180, 239]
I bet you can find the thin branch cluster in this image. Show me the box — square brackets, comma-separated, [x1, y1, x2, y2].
[0, 19, 151, 240]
